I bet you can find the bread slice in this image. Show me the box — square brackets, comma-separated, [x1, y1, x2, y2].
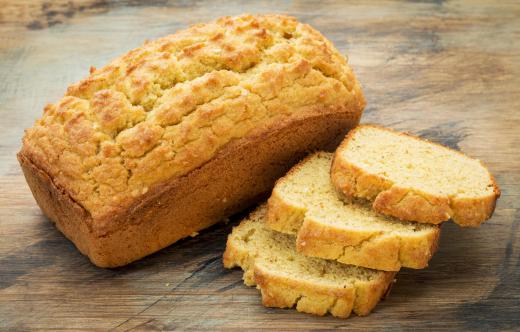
[223, 205, 395, 318]
[266, 152, 440, 271]
[331, 125, 500, 227]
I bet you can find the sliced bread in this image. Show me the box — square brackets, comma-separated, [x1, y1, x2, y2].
[223, 205, 396, 318]
[331, 125, 500, 227]
[266, 152, 440, 271]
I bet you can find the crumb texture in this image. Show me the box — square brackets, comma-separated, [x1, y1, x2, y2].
[267, 152, 439, 271]
[21, 14, 364, 219]
[223, 205, 394, 318]
[332, 125, 500, 226]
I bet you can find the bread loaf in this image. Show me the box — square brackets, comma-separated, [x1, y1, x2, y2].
[223, 205, 395, 318]
[18, 14, 365, 267]
[331, 125, 500, 227]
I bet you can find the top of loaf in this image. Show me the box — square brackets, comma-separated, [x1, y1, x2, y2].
[21, 14, 365, 219]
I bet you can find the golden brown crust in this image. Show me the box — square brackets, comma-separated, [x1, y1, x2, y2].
[20, 108, 360, 267]
[253, 263, 356, 317]
[253, 264, 396, 317]
[331, 124, 501, 227]
[267, 152, 440, 271]
[297, 217, 401, 271]
[449, 185, 500, 227]
[266, 188, 306, 234]
[352, 272, 396, 316]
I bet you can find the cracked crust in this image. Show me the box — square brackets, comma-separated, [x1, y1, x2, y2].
[331, 125, 500, 227]
[223, 205, 396, 318]
[295, 216, 440, 272]
[18, 14, 365, 267]
[20, 14, 365, 221]
[267, 152, 440, 271]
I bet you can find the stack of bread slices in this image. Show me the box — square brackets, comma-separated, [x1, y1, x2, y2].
[223, 124, 500, 318]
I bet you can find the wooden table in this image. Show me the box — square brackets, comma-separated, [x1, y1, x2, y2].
[1, 1, 519, 330]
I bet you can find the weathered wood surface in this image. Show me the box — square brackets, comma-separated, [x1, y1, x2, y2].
[1, 0, 519, 330]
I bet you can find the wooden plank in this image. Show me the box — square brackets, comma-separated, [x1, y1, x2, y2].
[0, 0, 519, 330]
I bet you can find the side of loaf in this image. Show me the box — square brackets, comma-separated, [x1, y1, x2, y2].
[18, 14, 365, 267]
[266, 152, 440, 271]
[331, 125, 500, 227]
[223, 205, 396, 318]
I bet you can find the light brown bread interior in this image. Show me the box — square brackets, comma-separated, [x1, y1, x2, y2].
[331, 125, 500, 227]
[223, 205, 395, 318]
[267, 152, 440, 271]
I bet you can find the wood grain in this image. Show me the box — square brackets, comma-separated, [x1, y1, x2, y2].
[1, 0, 519, 330]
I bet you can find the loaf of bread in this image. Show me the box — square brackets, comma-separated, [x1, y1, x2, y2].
[18, 14, 365, 267]
[331, 125, 500, 227]
[223, 205, 395, 318]
[267, 152, 439, 271]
